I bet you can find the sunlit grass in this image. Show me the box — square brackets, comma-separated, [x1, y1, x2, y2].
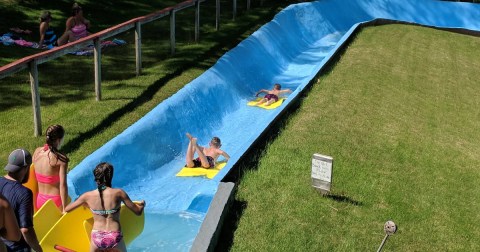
[230, 24, 480, 251]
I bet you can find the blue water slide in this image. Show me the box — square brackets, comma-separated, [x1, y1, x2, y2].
[66, 0, 480, 250]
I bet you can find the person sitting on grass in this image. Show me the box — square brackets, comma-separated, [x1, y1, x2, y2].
[185, 133, 230, 169]
[38, 11, 72, 48]
[255, 83, 292, 106]
[64, 162, 145, 252]
[64, 2, 91, 42]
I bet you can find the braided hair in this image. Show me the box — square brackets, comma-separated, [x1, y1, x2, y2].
[45, 125, 69, 163]
[94, 162, 114, 211]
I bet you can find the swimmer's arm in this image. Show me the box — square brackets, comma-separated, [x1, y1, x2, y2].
[65, 17, 74, 32]
[279, 89, 292, 94]
[59, 161, 68, 212]
[64, 193, 87, 213]
[39, 22, 48, 48]
[255, 89, 268, 97]
[219, 150, 230, 162]
[120, 190, 145, 216]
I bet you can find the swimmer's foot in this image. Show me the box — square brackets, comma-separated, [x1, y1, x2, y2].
[186, 133, 193, 141]
[191, 137, 198, 146]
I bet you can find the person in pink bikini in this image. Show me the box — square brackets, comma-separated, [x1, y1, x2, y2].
[32, 124, 69, 211]
[64, 2, 91, 42]
[64, 162, 145, 252]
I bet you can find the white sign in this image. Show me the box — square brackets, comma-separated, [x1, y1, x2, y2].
[311, 154, 332, 182]
[311, 153, 333, 195]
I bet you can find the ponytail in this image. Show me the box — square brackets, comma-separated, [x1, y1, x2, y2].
[94, 162, 114, 211]
[45, 125, 69, 164]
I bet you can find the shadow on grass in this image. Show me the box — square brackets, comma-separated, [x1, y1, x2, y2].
[324, 193, 363, 206]
[214, 200, 248, 252]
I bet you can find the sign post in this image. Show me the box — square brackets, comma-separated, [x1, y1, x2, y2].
[311, 153, 333, 195]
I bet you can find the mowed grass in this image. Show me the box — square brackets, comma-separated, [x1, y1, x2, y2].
[229, 24, 480, 251]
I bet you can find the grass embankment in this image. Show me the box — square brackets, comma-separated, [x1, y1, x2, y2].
[0, 0, 290, 169]
[228, 24, 480, 251]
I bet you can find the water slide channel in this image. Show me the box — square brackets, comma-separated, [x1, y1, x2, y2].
[66, 0, 480, 250]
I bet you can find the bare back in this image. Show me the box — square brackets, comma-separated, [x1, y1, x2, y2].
[83, 188, 123, 231]
[202, 147, 225, 163]
[33, 147, 63, 195]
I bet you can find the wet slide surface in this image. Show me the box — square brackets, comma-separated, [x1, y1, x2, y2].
[66, 0, 480, 250]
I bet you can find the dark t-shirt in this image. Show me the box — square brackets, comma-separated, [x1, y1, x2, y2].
[0, 177, 33, 251]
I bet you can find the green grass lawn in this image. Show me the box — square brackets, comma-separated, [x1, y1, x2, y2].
[228, 24, 480, 251]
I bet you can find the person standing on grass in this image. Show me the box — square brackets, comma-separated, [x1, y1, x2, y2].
[0, 149, 43, 252]
[33, 125, 69, 212]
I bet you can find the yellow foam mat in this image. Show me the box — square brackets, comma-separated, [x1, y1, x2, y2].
[176, 162, 227, 179]
[247, 97, 285, 109]
[38, 202, 144, 252]
[33, 199, 62, 242]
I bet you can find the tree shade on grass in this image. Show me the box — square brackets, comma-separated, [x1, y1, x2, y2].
[229, 24, 480, 251]
[0, 1, 291, 169]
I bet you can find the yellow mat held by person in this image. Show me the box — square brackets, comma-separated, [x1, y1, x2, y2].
[34, 200, 144, 252]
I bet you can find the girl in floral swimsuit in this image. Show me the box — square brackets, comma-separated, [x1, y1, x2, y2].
[64, 162, 145, 252]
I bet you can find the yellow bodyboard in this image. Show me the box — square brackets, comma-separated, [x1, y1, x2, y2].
[40, 205, 92, 252]
[176, 162, 227, 179]
[121, 201, 145, 245]
[247, 97, 285, 109]
[33, 199, 62, 242]
[38, 202, 145, 252]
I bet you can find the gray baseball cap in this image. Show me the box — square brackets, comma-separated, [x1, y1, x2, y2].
[5, 149, 32, 173]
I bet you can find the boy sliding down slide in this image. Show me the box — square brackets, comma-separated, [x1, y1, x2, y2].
[255, 83, 292, 106]
[186, 133, 230, 168]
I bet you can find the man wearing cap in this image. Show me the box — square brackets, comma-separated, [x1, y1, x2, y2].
[0, 149, 43, 252]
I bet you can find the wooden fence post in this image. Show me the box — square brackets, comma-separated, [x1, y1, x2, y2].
[29, 60, 42, 137]
[170, 10, 176, 55]
[195, 0, 200, 42]
[135, 22, 142, 76]
[94, 38, 102, 101]
[233, 0, 237, 20]
[216, 0, 220, 31]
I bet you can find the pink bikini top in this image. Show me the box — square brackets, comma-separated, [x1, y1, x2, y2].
[71, 23, 87, 38]
[33, 144, 61, 184]
[35, 172, 60, 184]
